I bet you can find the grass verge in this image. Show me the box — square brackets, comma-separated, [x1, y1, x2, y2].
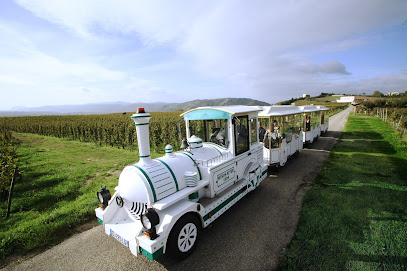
[0, 133, 163, 261]
[278, 114, 407, 270]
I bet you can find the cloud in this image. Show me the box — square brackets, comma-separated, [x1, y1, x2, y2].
[8, 0, 407, 107]
[320, 61, 350, 75]
[297, 60, 351, 75]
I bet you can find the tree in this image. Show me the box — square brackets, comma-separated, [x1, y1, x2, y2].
[373, 91, 384, 97]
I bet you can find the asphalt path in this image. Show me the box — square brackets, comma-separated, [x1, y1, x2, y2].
[3, 106, 353, 271]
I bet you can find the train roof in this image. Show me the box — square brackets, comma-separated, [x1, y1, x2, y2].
[257, 105, 302, 117]
[315, 105, 329, 111]
[181, 105, 261, 120]
[297, 105, 319, 112]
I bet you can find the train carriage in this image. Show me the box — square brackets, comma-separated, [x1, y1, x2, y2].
[297, 105, 321, 144]
[316, 105, 330, 134]
[257, 105, 304, 167]
[95, 106, 268, 260]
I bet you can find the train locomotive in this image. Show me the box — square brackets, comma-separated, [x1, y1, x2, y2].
[95, 106, 268, 260]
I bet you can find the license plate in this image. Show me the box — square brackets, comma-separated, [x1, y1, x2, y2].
[110, 229, 129, 248]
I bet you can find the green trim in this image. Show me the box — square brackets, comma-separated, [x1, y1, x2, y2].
[135, 123, 149, 126]
[190, 145, 203, 149]
[262, 170, 267, 176]
[131, 114, 152, 119]
[189, 192, 199, 200]
[140, 247, 163, 260]
[165, 151, 173, 153]
[189, 140, 203, 144]
[140, 155, 150, 158]
[97, 218, 103, 225]
[158, 187, 174, 195]
[133, 165, 157, 202]
[156, 159, 179, 191]
[203, 187, 246, 221]
[181, 152, 202, 180]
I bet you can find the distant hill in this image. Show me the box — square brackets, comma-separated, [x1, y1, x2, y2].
[161, 98, 270, 111]
[1, 98, 270, 116]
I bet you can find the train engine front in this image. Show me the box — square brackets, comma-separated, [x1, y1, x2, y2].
[95, 108, 211, 260]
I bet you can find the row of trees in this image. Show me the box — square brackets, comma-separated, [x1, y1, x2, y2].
[362, 97, 407, 110]
[357, 98, 407, 132]
[0, 127, 19, 198]
[0, 112, 184, 153]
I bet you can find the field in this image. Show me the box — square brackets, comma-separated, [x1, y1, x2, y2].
[2, 108, 406, 268]
[279, 114, 407, 270]
[0, 132, 169, 261]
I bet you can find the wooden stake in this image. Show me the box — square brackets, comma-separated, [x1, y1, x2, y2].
[397, 115, 403, 130]
[6, 167, 19, 219]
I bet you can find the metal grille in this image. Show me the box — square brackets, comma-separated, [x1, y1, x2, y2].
[126, 201, 147, 221]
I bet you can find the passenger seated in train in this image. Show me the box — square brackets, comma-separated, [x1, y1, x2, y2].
[284, 128, 293, 143]
[306, 116, 311, 131]
[263, 129, 280, 149]
[272, 120, 279, 132]
[236, 124, 247, 144]
[258, 121, 266, 142]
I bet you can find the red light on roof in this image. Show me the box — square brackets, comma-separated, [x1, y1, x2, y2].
[137, 107, 146, 113]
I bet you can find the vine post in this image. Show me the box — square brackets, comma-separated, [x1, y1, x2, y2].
[6, 167, 20, 219]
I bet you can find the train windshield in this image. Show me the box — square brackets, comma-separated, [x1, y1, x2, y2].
[188, 119, 229, 148]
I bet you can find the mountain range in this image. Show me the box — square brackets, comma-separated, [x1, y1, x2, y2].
[1, 98, 271, 117]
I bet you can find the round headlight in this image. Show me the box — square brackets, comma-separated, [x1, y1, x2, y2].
[141, 215, 152, 229]
[141, 208, 160, 229]
[96, 185, 111, 207]
[97, 192, 104, 204]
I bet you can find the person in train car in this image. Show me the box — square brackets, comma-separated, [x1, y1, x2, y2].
[306, 116, 311, 131]
[258, 121, 266, 142]
[272, 120, 280, 132]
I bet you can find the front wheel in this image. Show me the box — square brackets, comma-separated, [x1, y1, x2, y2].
[166, 214, 201, 259]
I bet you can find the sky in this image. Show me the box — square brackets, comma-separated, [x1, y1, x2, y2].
[0, 0, 406, 110]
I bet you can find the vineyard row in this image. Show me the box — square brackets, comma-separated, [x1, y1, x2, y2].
[0, 112, 185, 153]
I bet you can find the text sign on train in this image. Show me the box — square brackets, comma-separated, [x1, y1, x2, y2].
[216, 167, 235, 187]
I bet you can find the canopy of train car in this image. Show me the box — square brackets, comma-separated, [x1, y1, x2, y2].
[258, 105, 303, 117]
[297, 105, 320, 112]
[181, 105, 262, 120]
[316, 105, 329, 111]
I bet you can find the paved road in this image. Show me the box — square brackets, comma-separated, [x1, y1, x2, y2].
[3, 106, 353, 271]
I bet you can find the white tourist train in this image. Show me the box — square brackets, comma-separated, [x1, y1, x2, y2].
[95, 104, 330, 260]
[95, 106, 268, 260]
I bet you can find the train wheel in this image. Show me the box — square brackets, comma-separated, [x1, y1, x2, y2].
[167, 214, 201, 259]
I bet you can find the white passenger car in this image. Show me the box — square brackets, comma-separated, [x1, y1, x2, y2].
[316, 105, 330, 134]
[257, 105, 304, 167]
[95, 106, 268, 260]
[297, 105, 321, 144]
[297, 105, 330, 145]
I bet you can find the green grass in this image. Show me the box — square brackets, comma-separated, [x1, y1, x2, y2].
[0, 133, 164, 260]
[278, 114, 407, 270]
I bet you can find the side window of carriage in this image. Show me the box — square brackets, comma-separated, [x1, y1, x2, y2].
[234, 115, 249, 155]
[250, 118, 257, 145]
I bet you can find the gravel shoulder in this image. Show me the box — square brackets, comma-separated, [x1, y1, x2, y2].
[2, 106, 353, 271]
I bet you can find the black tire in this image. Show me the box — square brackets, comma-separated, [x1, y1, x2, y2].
[166, 214, 201, 260]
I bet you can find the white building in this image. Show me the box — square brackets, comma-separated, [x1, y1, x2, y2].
[336, 96, 355, 103]
[386, 91, 399, 96]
